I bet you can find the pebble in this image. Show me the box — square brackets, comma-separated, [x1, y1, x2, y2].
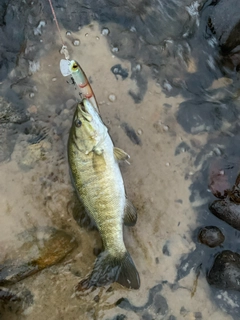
[133, 64, 142, 72]
[163, 125, 169, 131]
[29, 92, 35, 98]
[66, 31, 71, 36]
[198, 226, 225, 247]
[52, 77, 57, 82]
[72, 39, 80, 46]
[108, 94, 116, 102]
[137, 129, 143, 135]
[101, 28, 110, 36]
[166, 162, 170, 166]
[112, 47, 119, 53]
[85, 33, 89, 37]
[96, 36, 99, 40]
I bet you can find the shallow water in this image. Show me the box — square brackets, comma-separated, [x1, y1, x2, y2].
[1, 0, 240, 319]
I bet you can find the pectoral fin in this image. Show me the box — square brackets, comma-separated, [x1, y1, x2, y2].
[114, 147, 130, 162]
[124, 200, 137, 226]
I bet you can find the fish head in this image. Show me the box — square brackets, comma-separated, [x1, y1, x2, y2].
[71, 98, 106, 154]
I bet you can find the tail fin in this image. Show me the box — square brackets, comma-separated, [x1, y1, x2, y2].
[76, 251, 140, 290]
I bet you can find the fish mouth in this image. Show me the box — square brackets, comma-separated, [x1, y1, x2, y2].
[78, 101, 92, 122]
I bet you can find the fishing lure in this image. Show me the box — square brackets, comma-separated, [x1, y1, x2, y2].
[60, 59, 99, 113]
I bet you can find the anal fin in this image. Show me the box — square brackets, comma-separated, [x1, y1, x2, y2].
[124, 200, 137, 226]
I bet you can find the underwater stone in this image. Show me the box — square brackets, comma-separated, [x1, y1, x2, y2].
[108, 94, 116, 102]
[198, 226, 225, 248]
[207, 250, 240, 291]
[0, 97, 29, 124]
[0, 227, 77, 285]
[209, 199, 240, 231]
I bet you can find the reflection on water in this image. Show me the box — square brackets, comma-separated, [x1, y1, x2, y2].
[1, 0, 240, 319]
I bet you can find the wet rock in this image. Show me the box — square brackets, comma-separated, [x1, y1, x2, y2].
[121, 122, 142, 145]
[0, 227, 77, 285]
[0, 97, 29, 124]
[209, 199, 240, 231]
[208, 0, 240, 55]
[207, 250, 240, 291]
[198, 226, 225, 247]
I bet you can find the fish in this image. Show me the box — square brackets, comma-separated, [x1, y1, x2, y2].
[68, 98, 140, 289]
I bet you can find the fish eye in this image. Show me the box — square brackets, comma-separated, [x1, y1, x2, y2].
[75, 119, 82, 127]
[72, 63, 78, 69]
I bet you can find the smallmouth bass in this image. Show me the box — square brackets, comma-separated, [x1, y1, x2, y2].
[68, 98, 140, 289]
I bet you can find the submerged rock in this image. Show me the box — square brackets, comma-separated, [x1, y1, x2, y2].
[0, 97, 29, 124]
[209, 199, 240, 231]
[207, 250, 240, 291]
[0, 227, 77, 285]
[198, 226, 225, 247]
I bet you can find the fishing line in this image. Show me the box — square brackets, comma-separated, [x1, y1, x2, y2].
[47, 0, 70, 60]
